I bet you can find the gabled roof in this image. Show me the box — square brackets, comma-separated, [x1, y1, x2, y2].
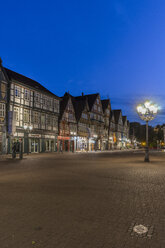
[72, 97, 89, 122]
[4, 67, 59, 98]
[75, 93, 99, 111]
[113, 109, 122, 124]
[0, 67, 7, 82]
[59, 92, 71, 120]
[110, 111, 115, 122]
[101, 99, 110, 113]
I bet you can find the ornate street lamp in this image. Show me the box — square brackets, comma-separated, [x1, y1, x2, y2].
[136, 100, 159, 162]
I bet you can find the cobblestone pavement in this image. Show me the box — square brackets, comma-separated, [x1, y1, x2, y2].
[0, 150, 165, 248]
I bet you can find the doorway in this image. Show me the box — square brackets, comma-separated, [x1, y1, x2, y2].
[31, 139, 39, 153]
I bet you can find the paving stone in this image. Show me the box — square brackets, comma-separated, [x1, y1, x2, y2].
[0, 150, 165, 247]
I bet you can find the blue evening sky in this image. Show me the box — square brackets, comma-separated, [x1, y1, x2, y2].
[1, 0, 165, 125]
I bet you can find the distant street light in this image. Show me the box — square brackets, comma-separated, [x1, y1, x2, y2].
[136, 100, 159, 162]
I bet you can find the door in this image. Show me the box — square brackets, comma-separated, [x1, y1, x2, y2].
[64, 140, 68, 151]
[31, 139, 39, 153]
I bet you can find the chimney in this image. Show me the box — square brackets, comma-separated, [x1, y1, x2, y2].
[82, 92, 84, 96]
[0, 57, 2, 66]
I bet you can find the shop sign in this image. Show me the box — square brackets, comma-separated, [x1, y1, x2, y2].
[14, 132, 24, 137]
[29, 134, 41, 138]
[58, 136, 70, 140]
[44, 135, 55, 139]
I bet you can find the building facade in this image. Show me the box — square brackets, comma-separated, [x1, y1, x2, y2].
[113, 110, 123, 149]
[101, 99, 111, 150]
[0, 58, 131, 154]
[0, 61, 7, 154]
[58, 93, 77, 152]
[85, 94, 104, 151]
[109, 111, 116, 149]
[4, 67, 60, 154]
[73, 95, 90, 152]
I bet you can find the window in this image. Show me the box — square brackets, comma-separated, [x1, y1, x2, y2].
[106, 109, 109, 114]
[24, 89, 30, 101]
[90, 113, 94, 119]
[78, 123, 87, 132]
[46, 98, 51, 108]
[24, 109, 30, 123]
[82, 113, 87, 119]
[0, 103, 5, 117]
[97, 99, 99, 104]
[46, 115, 51, 126]
[50, 99, 53, 108]
[33, 112, 39, 124]
[98, 106, 101, 112]
[53, 117, 57, 127]
[94, 104, 97, 111]
[15, 86, 21, 98]
[69, 113, 73, 120]
[42, 95, 46, 106]
[41, 114, 45, 125]
[54, 99, 59, 112]
[1, 83, 6, 99]
[35, 92, 40, 102]
[14, 107, 19, 121]
[68, 102, 72, 111]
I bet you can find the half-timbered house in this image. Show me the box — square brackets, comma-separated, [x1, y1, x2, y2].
[113, 109, 123, 149]
[58, 93, 77, 152]
[83, 93, 104, 151]
[101, 99, 111, 150]
[4, 67, 60, 153]
[0, 59, 7, 154]
[73, 95, 91, 151]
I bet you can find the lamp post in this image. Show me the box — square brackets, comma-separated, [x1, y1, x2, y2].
[24, 124, 33, 154]
[136, 100, 159, 162]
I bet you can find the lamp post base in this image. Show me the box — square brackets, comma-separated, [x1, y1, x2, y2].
[144, 147, 149, 162]
[144, 157, 150, 162]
